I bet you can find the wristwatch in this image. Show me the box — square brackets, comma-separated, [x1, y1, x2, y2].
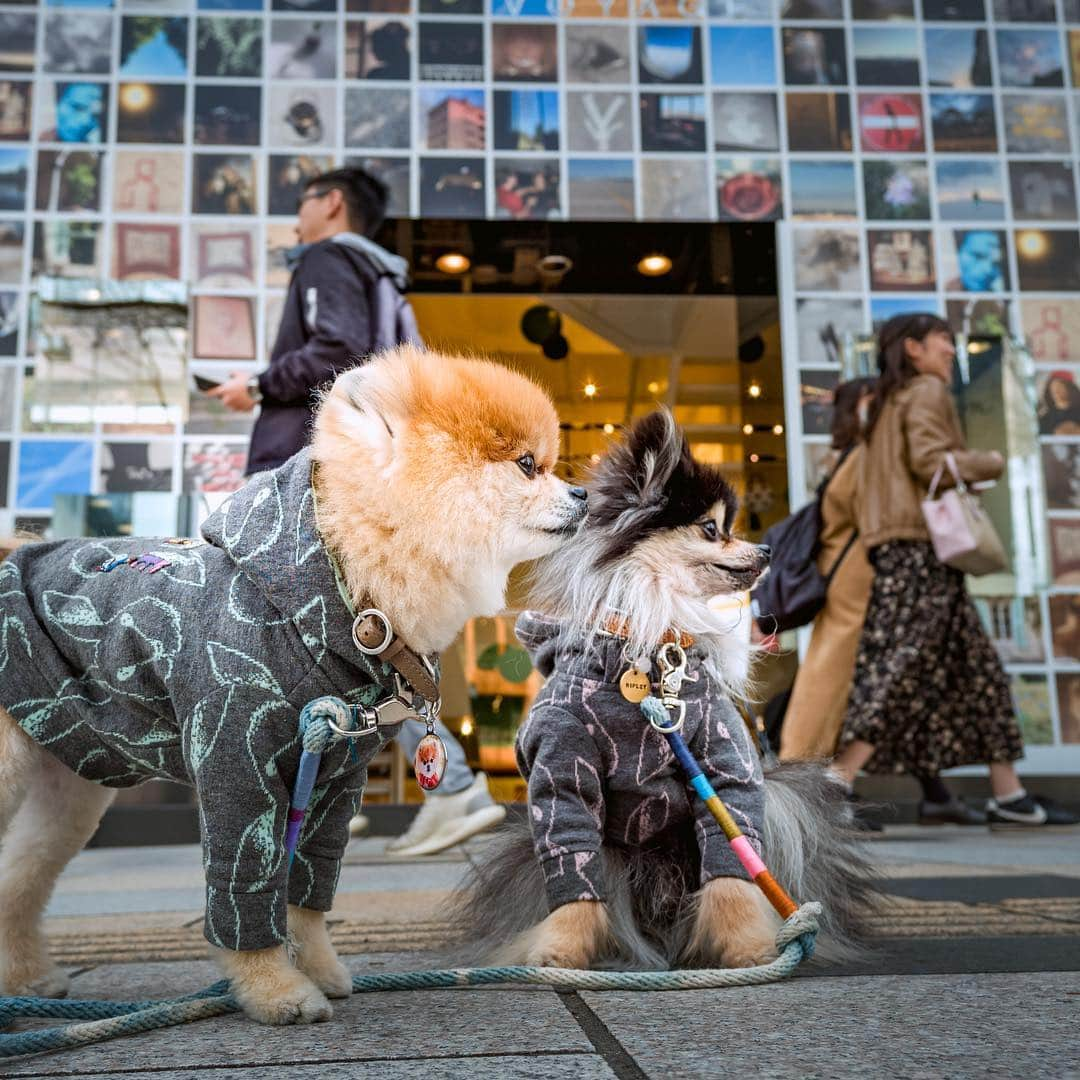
[246, 374, 263, 405]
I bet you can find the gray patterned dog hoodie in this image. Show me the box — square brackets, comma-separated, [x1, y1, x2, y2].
[513, 610, 765, 912]
[0, 450, 407, 952]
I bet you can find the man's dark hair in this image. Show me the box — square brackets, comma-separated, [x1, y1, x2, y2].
[306, 167, 389, 238]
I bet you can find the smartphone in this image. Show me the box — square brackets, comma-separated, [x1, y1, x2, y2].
[192, 374, 222, 393]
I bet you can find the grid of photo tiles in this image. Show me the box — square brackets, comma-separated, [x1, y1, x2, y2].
[0, 0, 1077, 751]
[774, 0, 1080, 754]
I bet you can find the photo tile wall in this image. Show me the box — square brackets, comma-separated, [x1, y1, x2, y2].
[0, 0, 1077, 753]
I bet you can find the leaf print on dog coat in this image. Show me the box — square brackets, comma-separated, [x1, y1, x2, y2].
[0, 451, 403, 952]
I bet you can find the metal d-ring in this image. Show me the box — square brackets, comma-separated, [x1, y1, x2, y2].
[352, 608, 393, 655]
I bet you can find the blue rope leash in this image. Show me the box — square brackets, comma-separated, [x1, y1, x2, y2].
[0, 695, 822, 1060]
[0, 916, 819, 1060]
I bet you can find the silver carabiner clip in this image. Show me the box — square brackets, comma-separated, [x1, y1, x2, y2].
[653, 641, 688, 733]
[657, 642, 687, 697]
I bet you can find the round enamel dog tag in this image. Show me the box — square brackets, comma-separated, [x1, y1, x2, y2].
[619, 668, 650, 703]
[414, 732, 447, 791]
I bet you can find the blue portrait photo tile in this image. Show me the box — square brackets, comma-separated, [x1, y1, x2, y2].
[16, 440, 95, 510]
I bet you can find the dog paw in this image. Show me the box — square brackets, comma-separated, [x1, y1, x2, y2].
[236, 976, 332, 1023]
[718, 936, 778, 969]
[234, 973, 334, 1026]
[522, 901, 609, 969]
[525, 940, 585, 969]
[1, 962, 70, 999]
[300, 956, 353, 999]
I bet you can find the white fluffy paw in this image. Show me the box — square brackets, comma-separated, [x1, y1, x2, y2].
[2, 962, 70, 999]
[299, 955, 352, 999]
[234, 972, 334, 1026]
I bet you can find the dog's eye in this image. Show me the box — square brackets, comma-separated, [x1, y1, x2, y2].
[699, 520, 718, 541]
[516, 453, 536, 478]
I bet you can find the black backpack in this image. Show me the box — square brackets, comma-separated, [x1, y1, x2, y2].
[752, 449, 858, 634]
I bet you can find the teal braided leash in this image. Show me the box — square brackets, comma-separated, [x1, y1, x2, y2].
[0, 909, 820, 1060]
[0, 694, 822, 1061]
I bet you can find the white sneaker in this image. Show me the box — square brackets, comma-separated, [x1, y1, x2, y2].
[385, 772, 507, 857]
[349, 813, 370, 837]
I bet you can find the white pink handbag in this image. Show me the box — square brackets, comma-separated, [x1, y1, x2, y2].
[920, 452, 1008, 576]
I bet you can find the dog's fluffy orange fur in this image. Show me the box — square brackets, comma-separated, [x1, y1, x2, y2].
[311, 345, 569, 655]
[0, 345, 585, 1024]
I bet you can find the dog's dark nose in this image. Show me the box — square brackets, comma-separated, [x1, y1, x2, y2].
[758, 544, 771, 561]
[569, 486, 588, 501]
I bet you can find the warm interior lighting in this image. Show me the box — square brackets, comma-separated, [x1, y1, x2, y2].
[742, 423, 754, 435]
[1017, 231, 1048, 259]
[459, 718, 473, 736]
[749, 453, 760, 463]
[583, 382, 597, 398]
[773, 423, 784, 435]
[637, 253, 672, 277]
[748, 382, 762, 398]
[647, 380, 661, 394]
[590, 453, 602, 463]
[120, 84, 152, 112]
[603, 423, 615, 434]
[967, 340, 990, 354]
[436, 252, 471, 274]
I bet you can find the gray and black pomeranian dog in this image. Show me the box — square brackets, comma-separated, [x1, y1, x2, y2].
[454, 410, 876, 971]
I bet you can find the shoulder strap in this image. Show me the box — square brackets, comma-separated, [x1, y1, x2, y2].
[816, 443, 855, 500]
[824, 530, 859, 585]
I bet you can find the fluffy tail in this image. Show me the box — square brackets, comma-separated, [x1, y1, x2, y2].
[762, 760, 880, 958]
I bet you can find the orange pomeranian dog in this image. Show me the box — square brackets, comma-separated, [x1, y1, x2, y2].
[0, 345, 587, 1025]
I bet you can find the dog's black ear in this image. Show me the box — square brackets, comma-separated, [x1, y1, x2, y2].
[589, 409, 687, 525]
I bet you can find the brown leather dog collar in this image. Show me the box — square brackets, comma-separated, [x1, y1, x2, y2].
[600, 614, 694, 650]
[351, 609, 440, 703]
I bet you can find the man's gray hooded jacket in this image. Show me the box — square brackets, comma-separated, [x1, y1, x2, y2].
[0, 451, 404, 950]
[514, 612, 765, 912]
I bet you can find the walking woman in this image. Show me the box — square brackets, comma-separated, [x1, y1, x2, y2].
[779, 378, 875, 762]
[831, 312, 1077, 827]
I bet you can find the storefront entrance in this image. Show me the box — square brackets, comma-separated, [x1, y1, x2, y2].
[368, 219, 789, 807]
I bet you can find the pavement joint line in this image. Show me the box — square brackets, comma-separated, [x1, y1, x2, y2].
[557, 990, 650, 1080]
[3, 1048, 592, 1078]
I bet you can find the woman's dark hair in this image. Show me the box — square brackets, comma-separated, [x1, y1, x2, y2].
[865, 312, 952, 435]
[831, 376, 877, 451]
[1041, 372, 1080, 417]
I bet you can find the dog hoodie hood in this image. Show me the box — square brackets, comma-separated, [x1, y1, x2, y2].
[511, 610, 765, 912]
[0, 450, 403, 952]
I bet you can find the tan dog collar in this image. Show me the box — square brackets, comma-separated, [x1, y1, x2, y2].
[600, 614, 694, 650]
[352, 608, 440, 703]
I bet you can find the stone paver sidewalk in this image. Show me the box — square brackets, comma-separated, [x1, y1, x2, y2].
[1, 827, 1077, 1079]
